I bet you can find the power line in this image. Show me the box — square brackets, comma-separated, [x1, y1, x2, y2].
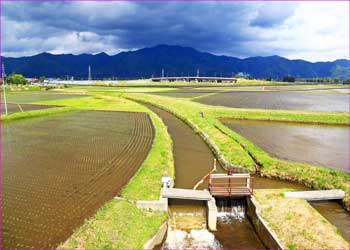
[2, 63, 8, 115]
[88, 65, 92, 81]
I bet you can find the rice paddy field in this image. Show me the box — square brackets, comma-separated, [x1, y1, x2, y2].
[222, 119, 350, 172]
[2, 110, 154, 249]
[2, 84, 349, 249]
[149, 88, 226, 98]
[1, 103, 61, 115]
[1, 91, 86, 104]
[196, 91, 349, 112]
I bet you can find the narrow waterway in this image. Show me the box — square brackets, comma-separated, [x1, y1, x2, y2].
[144, 104, 265, 249]
[144, 104, 222, 189]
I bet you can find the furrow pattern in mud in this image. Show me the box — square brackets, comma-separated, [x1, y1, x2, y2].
[3, 110, 154, 249]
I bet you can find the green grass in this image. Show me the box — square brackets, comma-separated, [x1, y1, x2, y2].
[1, 106, 77, 123]
[122, 110, 174, 200]
[60, 200, 166, 249]
[124, 93, 350, 210]
[254, 189, 348, 250]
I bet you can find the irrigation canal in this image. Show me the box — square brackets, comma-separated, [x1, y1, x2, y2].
[144, 103, 350, 248]
[145, 104, 265, 249]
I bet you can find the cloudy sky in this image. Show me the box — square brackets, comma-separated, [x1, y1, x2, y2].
[2, 1, 348, 62]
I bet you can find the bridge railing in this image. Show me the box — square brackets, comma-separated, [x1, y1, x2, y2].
[208, 173, 253, 197]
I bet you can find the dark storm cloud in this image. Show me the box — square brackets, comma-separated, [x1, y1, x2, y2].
[2, 1, 347, 61]
[250, 3, 296, 28]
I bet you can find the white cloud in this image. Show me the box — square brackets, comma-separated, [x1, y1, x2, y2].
[1, 1, 348, 61]
[248, 2, 348, 61]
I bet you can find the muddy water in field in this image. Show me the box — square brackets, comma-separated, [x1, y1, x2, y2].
[149, 88, 225, 98]
[310, 201, 350, 242]
[1, 103, 61, 114]
[1, 92, 86, 103]
[223, 119, 350, 172]
[144, 104, 265, 249]
[3, 111, 154, 249]
[197, 91, 349, 112]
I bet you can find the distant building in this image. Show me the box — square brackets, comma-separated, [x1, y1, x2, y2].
[27, 78, 39, 84]
[151, 76, 237, 83]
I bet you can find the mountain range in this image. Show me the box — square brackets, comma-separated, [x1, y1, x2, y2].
[2, 44, 349, 80]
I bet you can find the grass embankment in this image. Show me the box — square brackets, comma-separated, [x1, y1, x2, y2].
[1, 106, 77, 123]
[254, 189, 349, 249]
[124, 93, 350, 210]
[35, 95, 174, 248]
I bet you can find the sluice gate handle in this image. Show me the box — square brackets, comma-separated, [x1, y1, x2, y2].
[193, 158, 217, 190]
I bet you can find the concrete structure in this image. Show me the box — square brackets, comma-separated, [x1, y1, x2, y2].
[246, 197, 284, 250]
[136, 197, 168, 211]
[161, 188, 218, 231]
[284, 189, 345, 201]
[207, 198, 218, 231]
[151, 76, 237, 83]
[143, 222, 168, 250]
[162, 188, 212, 200]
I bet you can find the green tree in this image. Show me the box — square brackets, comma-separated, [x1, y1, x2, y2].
[331, 65, 348, 81]
[8, 73, 27, 85]
[283, 75, 295, 82]
[39, 76, 45, 83]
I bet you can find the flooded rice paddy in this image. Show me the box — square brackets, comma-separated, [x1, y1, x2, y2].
[222, 119, 349, 172]
[3, 110, 154, 249]
[197, 91, 349, 112]
[1, 103, 61, 115]
[149, 88, 225, 98]
[2, 91, 86, 104]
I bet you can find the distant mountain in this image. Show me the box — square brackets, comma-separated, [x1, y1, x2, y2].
[2, 44, 349, 80]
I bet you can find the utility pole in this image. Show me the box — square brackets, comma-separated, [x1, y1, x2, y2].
[197, 68, 199, 77]
[2, 63, 8, 115]
[161, 68, 164, 78]
[88, 65, 92, 81]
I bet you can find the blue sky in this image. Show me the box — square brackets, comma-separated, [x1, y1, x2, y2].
[2, 1, 348, 62]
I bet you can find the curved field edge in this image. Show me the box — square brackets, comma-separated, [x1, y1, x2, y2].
[124, 93, 349, 211]
[1, 106, 77, 123]
[11, 94, 173, 249]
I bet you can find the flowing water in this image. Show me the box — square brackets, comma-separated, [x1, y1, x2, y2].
[144, 104, 265, 249]
[214, 198, 265, 249]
